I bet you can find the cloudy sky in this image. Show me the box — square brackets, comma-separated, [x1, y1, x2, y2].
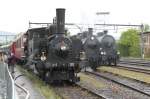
[0, 0, 149, 38]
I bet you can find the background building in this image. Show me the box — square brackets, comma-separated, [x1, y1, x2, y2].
[143, 32, 150, 57]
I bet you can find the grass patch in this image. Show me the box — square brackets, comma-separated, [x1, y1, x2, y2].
[144, 58, 150, 61]
[98, 66, 150, 84]
[17, 66, 61, 99]
[79, 73, 106, 88]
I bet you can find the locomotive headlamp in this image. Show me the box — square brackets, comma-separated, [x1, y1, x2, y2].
[61, 45, 67, 51]
[101, 52, 104, 55]
[91, 36, 94, 40]
[41, 56, 46, 61]
[41, 52, 46, 61]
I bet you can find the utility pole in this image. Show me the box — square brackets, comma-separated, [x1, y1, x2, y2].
[140, 24, 144, 59]
[6, 36, 7, 44]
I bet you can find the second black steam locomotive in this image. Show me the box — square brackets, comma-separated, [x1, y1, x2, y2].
[80, 28, 101, 70]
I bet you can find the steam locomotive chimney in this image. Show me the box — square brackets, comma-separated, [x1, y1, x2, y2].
[88, 28, 93, 36]
[56, 8, 65, 35]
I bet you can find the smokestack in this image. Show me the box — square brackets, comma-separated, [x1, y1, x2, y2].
[88, 28, 93, 36]
[103, 30, 108, 35]
[56, 8, 65, 34]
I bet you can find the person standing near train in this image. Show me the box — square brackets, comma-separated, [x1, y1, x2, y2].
[7, 53, 17, 74]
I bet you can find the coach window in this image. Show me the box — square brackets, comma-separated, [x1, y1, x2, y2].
[33, 33, 37, 38]
[40, 34, 45, 38]
[29, 32, 33, 40]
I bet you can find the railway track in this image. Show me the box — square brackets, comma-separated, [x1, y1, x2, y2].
[18, 66, 106, 99]
[53, 83, 105, 99]
[53, 58, 150, 99]
[118, 58, 150, 74]
[16, 58, 150, 99]
[76, 83, 107, 99]
[119, 58, 150, 66]
[86, 70, 150, 98]
[115, 65, 150, 75]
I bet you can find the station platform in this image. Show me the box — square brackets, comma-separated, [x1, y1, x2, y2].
[0, 79, 6, 99]
[14, 67, 45, 99]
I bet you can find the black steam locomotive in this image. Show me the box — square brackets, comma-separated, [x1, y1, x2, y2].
[97, 30, 119, 66]
[25, 8, 82, 83]
[79, 28, 101, 70]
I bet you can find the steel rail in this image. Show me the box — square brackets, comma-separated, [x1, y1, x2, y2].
[86, 71, 150, 97]
[119, 60, 150, 66]
[75, 83, 107, 99]
[113, 65, 150, 75]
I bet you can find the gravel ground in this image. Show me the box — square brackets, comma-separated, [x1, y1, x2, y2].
[14, 67, 45, 99]
[54, 85, 101, 99]
[0, 79, 6, 99]
[79, 72, 150, 99]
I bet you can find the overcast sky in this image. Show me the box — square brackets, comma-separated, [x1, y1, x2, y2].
[0, 0, 149, 38]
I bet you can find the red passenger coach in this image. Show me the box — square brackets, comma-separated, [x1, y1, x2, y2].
[0, 32, 27, 65]
[11, 32, 27, 61]
[11, 42, 16, 55]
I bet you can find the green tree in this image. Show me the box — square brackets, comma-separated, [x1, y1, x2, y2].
[118, 29, 141, 57]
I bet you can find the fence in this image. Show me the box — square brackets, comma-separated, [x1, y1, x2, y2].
[0, 62, 15, 99]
